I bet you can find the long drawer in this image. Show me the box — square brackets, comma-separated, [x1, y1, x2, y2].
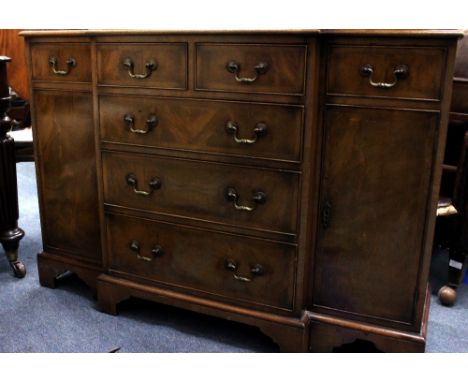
[99, 95, 304, 163]
[106, 213, 297, 312]
[102, 151, 300, 236]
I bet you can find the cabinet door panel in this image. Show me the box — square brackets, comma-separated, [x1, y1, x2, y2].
[33, 91, 101, 262]
[314, 107, 438, 325]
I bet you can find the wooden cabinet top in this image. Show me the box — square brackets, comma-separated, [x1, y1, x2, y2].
[19, 29, 464, 38]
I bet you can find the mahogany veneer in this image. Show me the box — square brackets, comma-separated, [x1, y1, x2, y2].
[22, 29, 461, 352]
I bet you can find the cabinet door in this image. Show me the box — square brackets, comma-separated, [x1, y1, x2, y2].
[33, 90, 101, 263]
[314, 106, 438, 325]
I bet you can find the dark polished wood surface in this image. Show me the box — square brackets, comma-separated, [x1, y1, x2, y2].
[97, 43, 187, 89]
[30, 43, 91, 83]
[106, 213, 297, 313]
[23, 29, 459, 352]
[33, 90, 101, 262]
[0, 30, 29, 99]
[102, 151, 300, 237]
[195, 43, 306, 95]
[99, 94, 304, 163]
[326, 45, 446, 101]
[19, 29, 463, 37]
[315, 107, 438, 325]
[0, 57, 26, 278]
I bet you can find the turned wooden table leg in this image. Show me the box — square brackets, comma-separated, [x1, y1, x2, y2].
[0, 115, 26, 278]
[0, 56, 26, 278]
[0, 227, 26, 277]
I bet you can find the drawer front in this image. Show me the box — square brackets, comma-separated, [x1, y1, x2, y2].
[99, 95, 304, 162]
[31, 43, 91, 82]
[34, 90, 101, 261]
[327, 45, 446, 100]
[196, 43, 307, 95]
[97, 43, 187, 89]
[106, 213, 296, 311]
[315, 107, 438, 325]
[102, 152, 299, 236]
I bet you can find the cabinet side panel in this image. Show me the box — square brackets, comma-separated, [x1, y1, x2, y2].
[33, 90, 101, 262]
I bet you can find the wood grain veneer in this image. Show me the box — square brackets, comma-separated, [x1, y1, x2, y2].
[23, 29, 460, 352]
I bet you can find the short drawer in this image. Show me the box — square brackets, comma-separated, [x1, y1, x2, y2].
[99, 95, 304, 163]
[327, 45, 446, 100]
[30, 43, 91, 82]
[196, 43, 307, 96]
[106, 213, 296, 311]
[97, 43, 187, 89]
[102, 152, 299, 236]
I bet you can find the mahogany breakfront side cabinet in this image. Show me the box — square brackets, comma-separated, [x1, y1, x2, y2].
[21, 29, 461, 352]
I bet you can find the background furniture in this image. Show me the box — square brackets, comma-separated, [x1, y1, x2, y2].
[9, 127, 33, 163]
[0, 29, 33, 278]
[22, 29, 460, 352]
[0, 29, 33, 162]
[0, 29, 29, 100]
[0, 56, 26, 277]
[436, 31, 468, 306]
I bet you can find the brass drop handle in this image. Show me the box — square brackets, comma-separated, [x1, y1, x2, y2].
[123, 113, 158, 134]
[225, 187, 266, 212]
[225, 121, 268, 144]
[224, 259, 265, 282]
[360, 64, 409, 89]
[129, 240, 164, 262]
[122, 57, 158, 79]
[225, 61, 269, 83]
[48, 56, 76, 76]
[125, 173, 162, 196]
